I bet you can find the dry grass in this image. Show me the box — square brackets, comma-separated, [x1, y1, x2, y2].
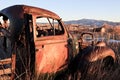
[1, 30, 120, 80]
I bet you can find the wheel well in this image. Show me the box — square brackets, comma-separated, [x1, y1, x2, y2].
[102, 56, 115, 67]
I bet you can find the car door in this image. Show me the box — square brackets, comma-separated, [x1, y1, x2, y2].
[34, 17, 68, 74]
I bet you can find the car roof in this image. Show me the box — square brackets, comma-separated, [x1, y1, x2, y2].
[0, 5, 61, 20]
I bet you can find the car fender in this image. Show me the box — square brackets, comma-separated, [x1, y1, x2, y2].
[82, 46, 116, 62]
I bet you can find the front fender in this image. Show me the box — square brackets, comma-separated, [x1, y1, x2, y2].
[83, 46, 116, 62]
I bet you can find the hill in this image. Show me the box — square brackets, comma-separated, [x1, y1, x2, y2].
[64, 19, 120, 27]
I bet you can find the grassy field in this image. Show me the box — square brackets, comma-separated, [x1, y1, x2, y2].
[0, 31, 120, 80]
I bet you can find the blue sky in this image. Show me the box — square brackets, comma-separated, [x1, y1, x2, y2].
[0, 0, 120, 22]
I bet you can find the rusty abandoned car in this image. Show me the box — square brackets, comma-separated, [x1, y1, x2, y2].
[0, 5, 116, 79]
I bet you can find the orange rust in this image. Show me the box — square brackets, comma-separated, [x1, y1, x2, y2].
[35, 35, 68, 74]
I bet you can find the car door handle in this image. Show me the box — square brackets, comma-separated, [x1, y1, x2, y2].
[36, 48, 39, 52]
[36, 45, 44, 51]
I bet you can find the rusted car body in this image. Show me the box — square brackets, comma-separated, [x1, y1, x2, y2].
[0, 5, 116, 79]
[0, 5, 74, 79]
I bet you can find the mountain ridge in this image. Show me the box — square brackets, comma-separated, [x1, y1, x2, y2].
[64, 19, 120, 27]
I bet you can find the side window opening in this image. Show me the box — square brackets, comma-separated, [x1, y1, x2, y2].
[36, 17, 64, 37]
